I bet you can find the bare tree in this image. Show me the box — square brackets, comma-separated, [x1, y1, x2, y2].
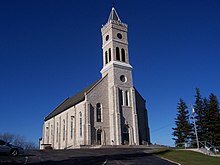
[0, 132, 37, 150]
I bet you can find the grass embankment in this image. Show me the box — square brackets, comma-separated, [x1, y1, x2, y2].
[154, 149, 220, 165]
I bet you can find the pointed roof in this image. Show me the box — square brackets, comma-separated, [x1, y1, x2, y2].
[44, 79, 100, 121]
[108, 7, 121, 23]
[44, 74, 108, 121]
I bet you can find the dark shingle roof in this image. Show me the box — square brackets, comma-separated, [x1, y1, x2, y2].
[44, 79, 100, 121]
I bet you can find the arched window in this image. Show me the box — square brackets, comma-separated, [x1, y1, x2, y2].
[51, 125, 53, 144]
[116, 47, 120, 61]
[96, 103, 102, 122]
[122, 124, 129, 145]
[118, 88, 123, 106]
[79, 112, 82, 137]
[56, 122, 59, 143]
[63, 119, 65, 141]
[105, 51, 108, 64]
[108, 48, 111, 62]
[46, 126, 49, 143]
[121, 48, 126, 62]
[70, 116, 74, 139]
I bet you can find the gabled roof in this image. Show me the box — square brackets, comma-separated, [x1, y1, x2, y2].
[44, 79, 101, 121]
[108, 7, 121, 23]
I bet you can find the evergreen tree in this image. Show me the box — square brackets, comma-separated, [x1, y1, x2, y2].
[172, 98, 193, 147]
[194, 88, 206, 142]
[206, 93, 220, 146]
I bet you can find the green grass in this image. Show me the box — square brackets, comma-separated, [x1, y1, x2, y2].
[154, 149, 220, 165]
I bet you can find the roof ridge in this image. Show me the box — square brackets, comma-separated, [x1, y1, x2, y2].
[44, 78, 103, 121]
[86, 74, 108, 95]
[44, 97, 69, 120]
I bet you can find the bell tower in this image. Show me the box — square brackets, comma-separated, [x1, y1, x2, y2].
[101, 7, 132, 76]
[101, 7, 139, 145]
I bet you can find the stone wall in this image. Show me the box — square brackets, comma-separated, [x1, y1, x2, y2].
[86, 76, 110, 145]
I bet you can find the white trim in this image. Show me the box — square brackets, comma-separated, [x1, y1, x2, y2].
[102, 39, 128, 49]
[101, 104, 103, 122]
[101, 61, 132, 74]
[102, 40, 111, 48]
[113, 38, 128, 45]
[122, 90, 125, 106]
[126, 90, 130, 106]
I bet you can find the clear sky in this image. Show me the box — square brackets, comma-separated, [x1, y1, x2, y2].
[0, 0, 220, 146]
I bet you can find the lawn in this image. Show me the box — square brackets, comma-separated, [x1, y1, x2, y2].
[154, 149, 220, 165]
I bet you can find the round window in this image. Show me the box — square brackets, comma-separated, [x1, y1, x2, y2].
[120, 75, 127, 83]
[117, 33, 122, 39]
[105, 35, 109, 41]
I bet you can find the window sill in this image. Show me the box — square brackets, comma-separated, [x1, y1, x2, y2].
[122, 105, 132, 108]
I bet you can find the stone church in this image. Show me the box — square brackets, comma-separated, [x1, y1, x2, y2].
[40, 7, 150, 149]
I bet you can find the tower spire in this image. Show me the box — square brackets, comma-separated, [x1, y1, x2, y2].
[101, 7, 131, 76]
[108, 6, 121, 23]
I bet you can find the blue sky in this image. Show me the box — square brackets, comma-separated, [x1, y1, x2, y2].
[0, 0, 220, 146]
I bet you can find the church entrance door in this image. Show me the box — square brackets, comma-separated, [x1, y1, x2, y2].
[122, 125, 129, 145]
[97, 130, 102, 145]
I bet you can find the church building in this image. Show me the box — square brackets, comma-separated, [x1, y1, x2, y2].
[40, 7, 150, 149]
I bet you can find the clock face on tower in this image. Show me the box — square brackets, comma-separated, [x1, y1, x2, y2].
[117, 33, 122, 39]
